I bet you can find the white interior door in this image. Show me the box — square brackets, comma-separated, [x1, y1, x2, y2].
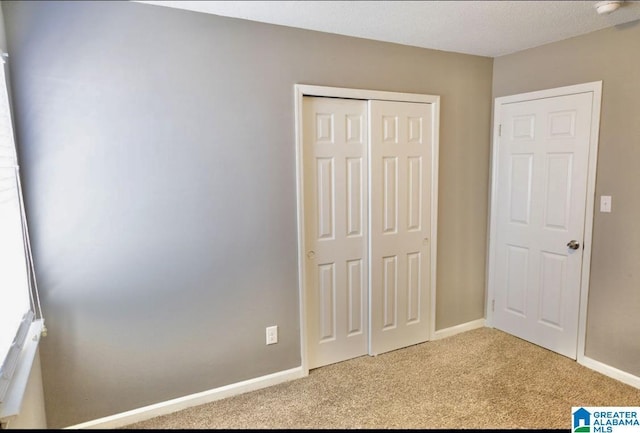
[492, 91, 594, 359]
[302, 96, 368, 369]
[369, 100, 432, 355]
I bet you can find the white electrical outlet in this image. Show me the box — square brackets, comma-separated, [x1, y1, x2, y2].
[266, 325, 278, 345]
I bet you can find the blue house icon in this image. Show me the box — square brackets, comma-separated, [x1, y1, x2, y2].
[574, 407, 591, 431]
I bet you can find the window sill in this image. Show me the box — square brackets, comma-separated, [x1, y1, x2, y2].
[0, 319, 44, 422]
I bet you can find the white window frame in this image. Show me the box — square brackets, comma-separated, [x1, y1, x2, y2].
[0, 52, 45, 423]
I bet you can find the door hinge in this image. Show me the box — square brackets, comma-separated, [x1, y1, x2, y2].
[498, 124, 502, 137]
[491, 299, 495, 312]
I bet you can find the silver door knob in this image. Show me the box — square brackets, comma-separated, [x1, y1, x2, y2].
[567, 240, 580, 250]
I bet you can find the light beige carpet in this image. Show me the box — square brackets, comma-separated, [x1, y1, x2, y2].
[125, 327, 640, 429]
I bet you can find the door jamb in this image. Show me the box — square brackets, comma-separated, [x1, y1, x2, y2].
[294, 84, 440, 375]
[485, 81, 603, 362]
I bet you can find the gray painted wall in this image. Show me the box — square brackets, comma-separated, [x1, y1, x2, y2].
[3, 1, 493, 427]
[493, 21, 640, 378]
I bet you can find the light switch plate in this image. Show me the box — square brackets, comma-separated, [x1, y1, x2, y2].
[600, 195, 612, 213]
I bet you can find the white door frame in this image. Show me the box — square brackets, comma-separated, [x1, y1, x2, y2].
[294, 84, 440, 374]
[485, 81, 602, 363]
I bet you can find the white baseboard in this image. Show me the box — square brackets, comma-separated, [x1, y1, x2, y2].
[578, 355, 640, 390]
[432, 318, 486, 340]
[64, 366, 306, 429]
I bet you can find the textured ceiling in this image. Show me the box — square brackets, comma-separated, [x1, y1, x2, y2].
[137, 1, 640, 57]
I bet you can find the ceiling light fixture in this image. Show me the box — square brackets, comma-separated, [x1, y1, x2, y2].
[594, 0, 623, 15]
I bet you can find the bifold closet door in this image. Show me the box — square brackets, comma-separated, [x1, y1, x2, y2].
[302, 96, 369, 369]
[369, 100, 432, 355]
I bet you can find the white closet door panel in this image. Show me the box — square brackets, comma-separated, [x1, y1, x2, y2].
[303, 97, 368, 369]
[369, 100, 432, 355]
